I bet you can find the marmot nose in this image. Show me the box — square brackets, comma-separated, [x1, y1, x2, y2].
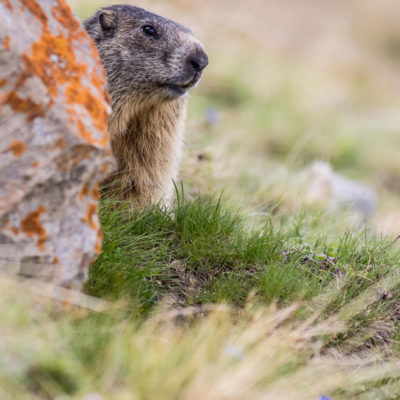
[187, 50, 209, 72]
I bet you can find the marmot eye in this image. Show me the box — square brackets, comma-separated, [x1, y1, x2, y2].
[142, 25, 157, 37]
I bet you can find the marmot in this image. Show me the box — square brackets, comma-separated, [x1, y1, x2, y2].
[84, 5, 208, 206]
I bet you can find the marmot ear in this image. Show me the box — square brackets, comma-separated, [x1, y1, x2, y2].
[99, 10, 118, 33]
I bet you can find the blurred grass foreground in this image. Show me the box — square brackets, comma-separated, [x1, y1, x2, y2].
[4, 0, 400, 398]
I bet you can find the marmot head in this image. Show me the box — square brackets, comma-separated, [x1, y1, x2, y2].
[84, 5, 208, 104]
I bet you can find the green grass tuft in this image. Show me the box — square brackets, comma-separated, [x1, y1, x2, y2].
[87, 192, 400, 321]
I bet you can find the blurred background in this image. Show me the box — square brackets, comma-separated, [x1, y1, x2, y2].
[69, 0, 400, 234]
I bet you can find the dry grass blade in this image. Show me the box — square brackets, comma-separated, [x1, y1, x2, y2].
[1, 274, 400, 399]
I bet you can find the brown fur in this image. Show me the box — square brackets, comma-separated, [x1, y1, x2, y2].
[84, 5, 208, 206]
[105, 96, 187, 205]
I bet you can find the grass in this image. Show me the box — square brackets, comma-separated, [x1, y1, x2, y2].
[6, 192, 400, 398]
[4, 0, 400, 398]
[86, 193, 325, 312]
[3, 274, 400, 400]
[85, 191, 400, 367]
[88, 192, 400, 315]
[6, 191, 400, 398]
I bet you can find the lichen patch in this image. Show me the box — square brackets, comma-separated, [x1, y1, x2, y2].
[1, 0, 13, 11]
[21, 206, 48, 251]
[20, 0, 48, 25]
[92, 185, 101, 200]
[52, 0, 80, 38]
[76, 120, 108, 147]
[81, 203, 98, 230]
[95, 228, 103, 254]
[8, 140, 26, 156]
[3, 36, 10, 50]
[79, 182, 90, 201]
[7, 92, 45, 122]
[17, 18, 109, 146]
[21, 31, 87, 97]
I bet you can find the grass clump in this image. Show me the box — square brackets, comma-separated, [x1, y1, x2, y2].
[3, 276, 400, 400]
[87, 192, 400, 319]
[87, 194, 298, 311]
[87, 193, 333, 311]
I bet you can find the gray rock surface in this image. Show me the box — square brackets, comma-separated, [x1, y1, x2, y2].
[0, 0, 114, 288]
[307, 161, 377, 224]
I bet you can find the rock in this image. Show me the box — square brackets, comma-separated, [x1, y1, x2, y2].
[0, 0, 114, 289]
[306, 161, 377, 224]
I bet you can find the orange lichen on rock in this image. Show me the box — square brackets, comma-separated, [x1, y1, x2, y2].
[0, 0, 112, 288]
[90, 71, 105, 91]
[55, 138, 65, 148]
[66, 86, 108, 131]
[45, 137, 66, 151]
[102, 163, 111, 174]
[52, 0, 80, 37]
[18, 11, 109, 146]
[2, 220, 19, 235]
[79, 182, 90, 201]
[3, 36, 10, 50]
[81, 203, 98, 230]
[20, 0, 48, 25]
[1, 0, 13, 11]
[8, 140, 26, 156]
[21, 31, 87, 97]
[52, 0, 109, 111]
[94, 237, 102, 254]
[76, 120, 108, 147]
[94, 228, 103, 254]
[21, 206, 48, 251]
[92, 185, 101, 200]
[7, 91, 45, 121]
